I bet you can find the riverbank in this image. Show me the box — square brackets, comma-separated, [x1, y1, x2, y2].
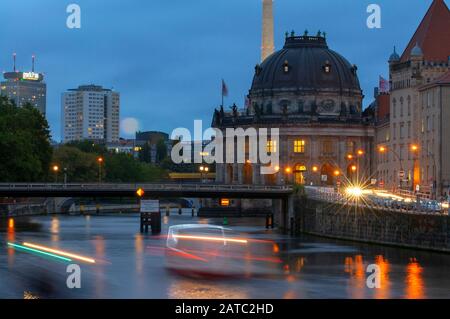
[296, 198, 450, 254]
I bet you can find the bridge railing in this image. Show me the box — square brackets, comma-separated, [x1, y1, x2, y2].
[0, 183, 293, 193]
[304, 186, 447, 216]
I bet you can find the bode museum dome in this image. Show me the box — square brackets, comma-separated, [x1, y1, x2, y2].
[249, 32, 363, 120]
[213, 31, 374, 187]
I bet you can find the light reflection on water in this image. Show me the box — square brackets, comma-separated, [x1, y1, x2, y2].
[0, 215, 448, 299]
[405, 258, 424, 299]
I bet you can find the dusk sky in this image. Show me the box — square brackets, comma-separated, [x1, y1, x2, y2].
[0, 0, 438, 141]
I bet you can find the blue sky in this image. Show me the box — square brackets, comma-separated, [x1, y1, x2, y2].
[0, 0, 438, 141]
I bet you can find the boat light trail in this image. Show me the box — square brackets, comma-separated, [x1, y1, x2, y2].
[23, 242, 96, 264]
[7, 243, 72, 262]
[172, 234, 248, 244]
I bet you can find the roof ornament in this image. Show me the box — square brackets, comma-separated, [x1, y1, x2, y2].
[389, 45, 400, 62]
[304, 29, 308, 36]
[323, 31, 327, 39]
[285, 31, 289, 39]
[291, 30, 295, 37]
[317, 30, 322, 37]
[411, 42, 423, 56]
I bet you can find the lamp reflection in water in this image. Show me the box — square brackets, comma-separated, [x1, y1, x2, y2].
[50, 217, 60, 242]
[93, 236, 106, 296]
[135, 234, 144, 275]
[405, 258, 425, 299]
[344, 255, 366, 298]
[374, 255, 390, 299]
[7, 218, 15, 264]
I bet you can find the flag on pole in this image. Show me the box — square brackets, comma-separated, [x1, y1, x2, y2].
[379, 76, 390, 93]
[222, 79, 229, 97]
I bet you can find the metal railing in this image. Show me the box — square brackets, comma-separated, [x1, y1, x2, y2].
[304, 186, 447, 216]
[0, 183, 293, 193]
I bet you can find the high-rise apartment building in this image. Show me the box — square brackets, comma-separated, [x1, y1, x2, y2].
[61, 85, 120, 143]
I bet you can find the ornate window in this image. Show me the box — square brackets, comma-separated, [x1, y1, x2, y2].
[283, 60, 290, 73]
[323, 60, 331, 73]
[266, 140, 277, 153]
[294, 140, 306, 153]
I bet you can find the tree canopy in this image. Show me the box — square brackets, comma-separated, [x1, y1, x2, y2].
[0, 97, 52, 182]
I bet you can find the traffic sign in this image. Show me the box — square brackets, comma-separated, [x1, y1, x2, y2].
[140, 200, 159, 213]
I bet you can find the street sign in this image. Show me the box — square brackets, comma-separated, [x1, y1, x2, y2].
[415, 185, 420, 192]
[371, 178, 377, 185]
[321, 175, 328, 182]
[140, 200, 159, 213]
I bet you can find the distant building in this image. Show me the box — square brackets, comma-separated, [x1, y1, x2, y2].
[61, 85, 120, 143]
[1, 54, 46, 115]
[378, 0, 450, 197]
[135, 131, 171, 164]
[106, 138, 139, 156]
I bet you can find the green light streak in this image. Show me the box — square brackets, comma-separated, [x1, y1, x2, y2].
[7, 242, 72, 262]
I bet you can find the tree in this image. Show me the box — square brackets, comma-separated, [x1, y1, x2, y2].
[104, 153, 167, 182]
[156, 139, 168, 163]
[52, 144, 168, 183]
[52, 146, 98, 182]
[0, 97, 52, 182]
[139, 142, 152, 163]
[66, 140, 107, 154]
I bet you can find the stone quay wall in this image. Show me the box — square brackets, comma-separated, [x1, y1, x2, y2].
[295, 199, 450, 253]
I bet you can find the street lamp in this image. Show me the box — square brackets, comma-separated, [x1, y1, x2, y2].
[52, 165, 59, 183]
[284, 167, 292, 184]
[97, 157, 104, 184]
[410, 144, 420, 193]
[199, 165, 209, 183]
[378, 145, 404, 191]
[63, 167, 68, 186]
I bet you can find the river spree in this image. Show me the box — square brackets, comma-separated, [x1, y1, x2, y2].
[1, 213, 450, 299]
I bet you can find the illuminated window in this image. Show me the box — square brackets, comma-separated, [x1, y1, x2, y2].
[283, 60, 290, 73]
[323, 61, 332, 73]
[294, 140, 306, 153]
[266, 140, 277, 153]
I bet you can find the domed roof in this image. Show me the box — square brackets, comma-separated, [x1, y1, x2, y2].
[411, 42, 423, 56]
[389, 46, 400, 62]
[250, 35, 361, 96]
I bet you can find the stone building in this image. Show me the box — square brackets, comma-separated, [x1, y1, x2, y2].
[417, 72, 450, 197]
[379, 0, 450, 197]
[213, 32, 374, 187]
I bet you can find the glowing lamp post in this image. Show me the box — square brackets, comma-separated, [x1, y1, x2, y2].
[199, 165, 209, 183]
[52, 165, 59, 183]
[97, 157, 104, 184]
